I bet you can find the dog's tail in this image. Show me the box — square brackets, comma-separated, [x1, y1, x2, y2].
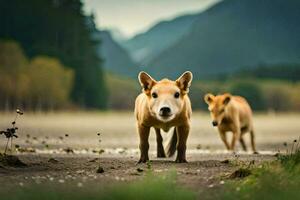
[166, 128, 177, 157]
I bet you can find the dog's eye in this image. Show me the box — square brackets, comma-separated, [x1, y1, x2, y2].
[219, 109, 225, 114]
[174, 92, 180, 98]
[152, 92, 158, 98]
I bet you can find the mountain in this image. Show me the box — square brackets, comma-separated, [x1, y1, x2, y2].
[108, 28, 128, 43]
[94, 30, 139, 77]
[146, 0, 300, 79]
[122, 14, 199, 64]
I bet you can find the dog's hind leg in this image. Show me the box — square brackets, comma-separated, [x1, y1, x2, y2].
[250, 130, 258, 154]
[155, 128, 166, 158]
[166, 128, 177, 158]
[239, 135, 247, 151]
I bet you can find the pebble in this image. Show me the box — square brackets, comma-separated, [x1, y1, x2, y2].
[58, 179, 65, 183]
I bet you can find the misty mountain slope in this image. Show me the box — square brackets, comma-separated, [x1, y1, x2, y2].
[122, 14, 199, 64]
[95, 31, 139, 77]
[146, 0, 300, 79]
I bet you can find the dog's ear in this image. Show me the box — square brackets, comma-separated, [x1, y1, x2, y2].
[204, 93, 215, 105]
[223, 93, 231, 105]
[176, 71, 193, 94]
[138, 71, 156, 94]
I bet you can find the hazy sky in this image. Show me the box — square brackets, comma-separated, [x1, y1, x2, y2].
[83, 0, 220, 38]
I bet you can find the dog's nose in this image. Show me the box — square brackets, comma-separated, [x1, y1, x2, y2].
[212, 121, 218, 126]
[159, 107, 171, 117]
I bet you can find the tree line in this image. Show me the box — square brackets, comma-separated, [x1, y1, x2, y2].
[0, 41, 73, 111]
[0, 0, 107, 109]
[106, 73, 300, 112]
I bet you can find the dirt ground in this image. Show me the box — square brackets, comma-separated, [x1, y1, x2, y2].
[0, 112, 299, 192]
[0, 152, 275, 191]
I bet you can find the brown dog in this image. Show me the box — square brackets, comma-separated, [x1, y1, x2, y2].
[204, 93, 257, 153]
[135, 71, 193, 163]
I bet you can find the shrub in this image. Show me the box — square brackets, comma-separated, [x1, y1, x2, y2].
[229, 80, 265, 110]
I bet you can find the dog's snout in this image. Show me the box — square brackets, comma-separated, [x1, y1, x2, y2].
[212, 121, 218, 126]
[159, 107, 171, 117]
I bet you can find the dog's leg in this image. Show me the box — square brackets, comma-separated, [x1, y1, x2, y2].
[175, 125, 189, 163]
[155, 128, 166, 158]
[230, 117, 240, 151]
[230, 129, 240, 152]
[250, 130, 258, 154]
[239, 135, 247, 151]
[138, 124, 150, 163]
[219, 131, 230, 150]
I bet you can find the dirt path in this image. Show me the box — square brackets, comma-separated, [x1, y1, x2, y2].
[0, 152, 275, 191]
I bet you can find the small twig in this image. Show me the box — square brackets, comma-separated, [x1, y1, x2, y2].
[295, 136, 300, 152]
[4, 138, 10, 154]
[11, 137, 13, 153]
[291, 141, 295, 156]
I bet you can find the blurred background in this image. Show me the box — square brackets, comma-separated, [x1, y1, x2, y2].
[0, 0, 300, 152]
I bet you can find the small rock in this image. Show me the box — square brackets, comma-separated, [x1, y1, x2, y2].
[136, 168, 144, 172]
[63, 147, 74, 154]
[48, 158, 59, 164]
[96, 166, 105, 173]
[221, 159, 230, 164]
[88, 158, 98, 162]
[0, 154, 27, 167]
[58, 179, 65, 183]
[229, 168, 251, 179]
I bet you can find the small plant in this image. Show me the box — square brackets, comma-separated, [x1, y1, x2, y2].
[0, 109, 23, 154]
[146, 160, 152, 170]
[95, 132, 105, 173]
[277, 138, 300, 170]
[62, 133, 74, 154]
[96, 132, 105, 154]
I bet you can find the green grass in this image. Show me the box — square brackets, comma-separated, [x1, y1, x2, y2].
[209, 144, 300, 200]
[277, 140, 300, 171]
[0, 171, 196, 200]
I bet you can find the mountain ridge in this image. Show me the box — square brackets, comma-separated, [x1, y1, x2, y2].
[94, 30, 139, 78]
[122, 13, 199, 64]
[129, 0, 300, 79]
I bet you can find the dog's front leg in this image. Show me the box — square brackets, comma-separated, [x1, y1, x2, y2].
[175, 125, 189, 163]
[230, 116, 241, 151]
[138, 124, 150, 163]
[218, 130, 230, 150]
